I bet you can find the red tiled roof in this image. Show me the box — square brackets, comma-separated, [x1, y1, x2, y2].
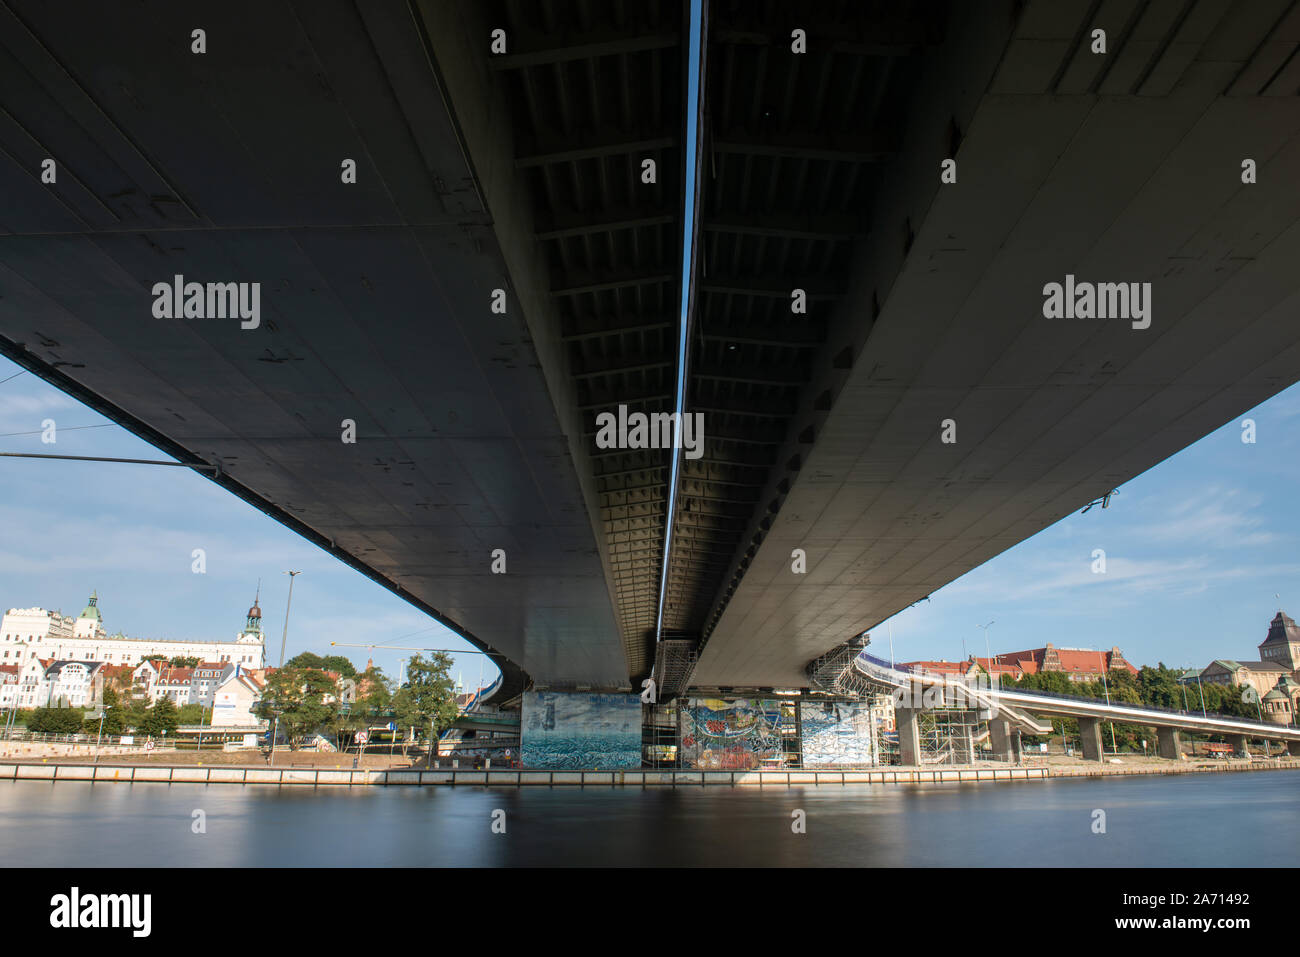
[1054, 649, 1110, 672]
[971, 657, 1023, 677]
[995, 649, 1044, 668]
[996, 646, 1138, 675]
[902, 660, 971, 676]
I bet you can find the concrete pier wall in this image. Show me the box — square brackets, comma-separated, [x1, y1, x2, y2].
[0, 761, 1050, 787]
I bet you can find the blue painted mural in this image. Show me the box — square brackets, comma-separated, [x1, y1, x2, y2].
[799, 700, 876, 766]
[520, 691, 642, 769]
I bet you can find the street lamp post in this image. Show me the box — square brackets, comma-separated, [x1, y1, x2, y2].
[92, 706, 110, 764]
[269, 571, 301, 767]
[1253, 694, 1268, 758]
[1097, 651, 1118, 754]
[977, 620, 995, 692]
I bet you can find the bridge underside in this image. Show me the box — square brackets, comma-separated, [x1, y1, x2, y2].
[689, 0, 1300, 688]
[0, 0, 684, 693]
[3, 1, 1300, 695]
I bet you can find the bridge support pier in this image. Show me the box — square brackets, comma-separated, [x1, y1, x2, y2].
[988, 719, 1020, 763]
[1156, 727, 1182, 760]
[896, 708, 922, 766]
[1078, 717, 1104, 762]
[1229, 734, 1249, 758]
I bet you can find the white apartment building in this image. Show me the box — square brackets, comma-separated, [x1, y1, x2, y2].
[1, 591, 267, 671]
[14, 659, 106, 709]
[154, 667, 194, 705]
[0, 664, 18, 709]
[190, 662, 235, 707]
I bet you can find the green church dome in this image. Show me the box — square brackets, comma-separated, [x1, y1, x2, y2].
[79, 590, 101, 620]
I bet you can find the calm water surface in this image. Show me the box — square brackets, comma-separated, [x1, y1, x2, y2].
[2, 771, 1297, 866]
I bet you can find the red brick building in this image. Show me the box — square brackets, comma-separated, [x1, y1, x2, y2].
[993, 644, 1138, 682]
[902, 644, 1139, 684]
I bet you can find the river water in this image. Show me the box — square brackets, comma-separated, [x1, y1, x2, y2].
[2, 771, 1296, 866]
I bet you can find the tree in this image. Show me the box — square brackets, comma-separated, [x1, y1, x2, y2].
[284, 652, 326, 670]
[176, 703, 208, 726]
[253, 666, 339, 749]
[391, 653, 459, 764]
[139, 698, 179, 737]
[335, 665, 393, 747]
[321, 655, 357, 679]
[120, 699, 149, 733]
[1138, 664, 1185, 710]
[168, 656, 200, 667]
[27, 707, 84, 734]
[286, 651, 358, 679]
[83, 706, 124, 737]
[354, 665, 392, 715]
[1012, 670, 1075, 696]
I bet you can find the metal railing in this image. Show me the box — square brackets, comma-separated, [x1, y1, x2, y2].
[982, 686, 1289, 728]
[854, 652, 1292, 733]
[0, 729, 156, 747]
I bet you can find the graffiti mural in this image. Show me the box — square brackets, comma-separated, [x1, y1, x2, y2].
[680, 698, 784, 770]
[799, 700, 876, 766]
[520, 691, 641, 769]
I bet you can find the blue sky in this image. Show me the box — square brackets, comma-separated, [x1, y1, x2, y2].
[878, 383, 1300, 672]
[2, 355, 1298, 683]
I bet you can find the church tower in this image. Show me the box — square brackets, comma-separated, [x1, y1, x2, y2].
[234, 586, 267, 668]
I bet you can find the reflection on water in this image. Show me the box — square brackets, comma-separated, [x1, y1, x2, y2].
[2, 771, 1295, 867]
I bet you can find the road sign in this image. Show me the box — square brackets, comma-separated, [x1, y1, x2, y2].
[355, 731, 369, 744]
[145, 740, 155, 751]
[386, 721, 396, 731]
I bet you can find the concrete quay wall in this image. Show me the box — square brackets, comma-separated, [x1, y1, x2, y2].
[0, 763, 1047, 787]
[4, 760, 1295, 788]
